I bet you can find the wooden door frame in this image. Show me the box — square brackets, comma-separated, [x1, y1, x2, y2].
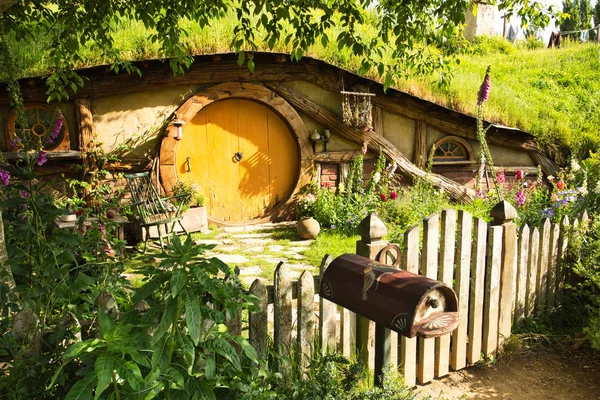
[159, 82, 312, 226]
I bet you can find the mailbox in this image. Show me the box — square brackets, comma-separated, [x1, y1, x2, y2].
[319, 254, 459, 338]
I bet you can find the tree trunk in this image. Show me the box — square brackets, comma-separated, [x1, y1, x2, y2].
[265, 82, 476, 204]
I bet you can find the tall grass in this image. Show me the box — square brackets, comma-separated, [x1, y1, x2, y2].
[4, 14, 600, 157]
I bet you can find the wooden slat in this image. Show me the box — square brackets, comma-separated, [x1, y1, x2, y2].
[297, 270, 315, 369]
[418, 214, 439, 384]
[451, 210, 471, 371]
[437, 209, 457, 376]
[536, 218, 551, 313]
[400, 224, 420, 387]
[498, 221, 517, 347]
[546, 223, 560, 309]
[340, 307, 356, 358]
[468, 218, 487, 365]
[319, 255, 337, 353]
[556, 216, 570, 302]
[249, 279, 268, 361]
[515, 224, 530, 322]
[525, 228, 540, 317]
[274, 262, 292, 381]
[483, 226, 502, 357]
[414, 120, 427, 169]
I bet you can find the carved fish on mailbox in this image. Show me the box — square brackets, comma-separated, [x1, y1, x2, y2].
[319, 254, 459, 339]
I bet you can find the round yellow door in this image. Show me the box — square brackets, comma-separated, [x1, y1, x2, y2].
[175, 99, 299, 223]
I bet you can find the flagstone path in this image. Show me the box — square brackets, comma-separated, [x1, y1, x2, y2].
[194, 221, 319, 286]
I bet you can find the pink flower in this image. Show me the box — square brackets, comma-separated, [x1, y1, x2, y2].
[50, 112, 63, 140]
[497, 171, 505, 184]
[380, 193, 387, 202]
[361, 141, 368, 155]
[322, 181, 329, 188]
[556, 181, 565, 190]
[390, 191, 397, 200]
[0, 170, 9, 186]
[516, 170, 524, 180]
[36, 151, 48, 166]
[515, 191, 526, 207]
[9, 136, 22, 150]
[477, 66, 491, 106]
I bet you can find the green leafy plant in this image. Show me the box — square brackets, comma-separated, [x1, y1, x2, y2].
[170, 180, 205, 211]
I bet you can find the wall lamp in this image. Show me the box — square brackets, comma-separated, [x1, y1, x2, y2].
[170, 112, 186, 141]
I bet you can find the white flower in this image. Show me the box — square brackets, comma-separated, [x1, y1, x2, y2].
[373, 172, 381, 183]
[570, 159, 581, 172]
[595, 181, 600, 195]
[547, 175, 555, 182]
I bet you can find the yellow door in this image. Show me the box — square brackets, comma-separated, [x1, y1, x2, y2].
[176, 99, 299, 223]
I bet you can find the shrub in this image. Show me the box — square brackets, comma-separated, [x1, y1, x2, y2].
[171, 180, 205, 211]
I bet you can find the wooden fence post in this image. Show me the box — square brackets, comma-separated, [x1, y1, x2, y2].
[274, 262, 292, 383]
[297, 270, 315, 370]
[418, 214, 439, 384]
[249, 279, 268, 361]
[356, 213, 390, 385]
[468, 217, 487, 365]
[491, 200, 518, 348]
[400, 224, 420, 387]
[450, 210, 470, 371]
[319, 254, 336, 353]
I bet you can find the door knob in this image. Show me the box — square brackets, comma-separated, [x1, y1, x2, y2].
[185, 157, 191, 172]
[234, 152, 243, 162]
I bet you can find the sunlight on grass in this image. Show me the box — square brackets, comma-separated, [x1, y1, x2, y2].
[302, 230, 359, 268]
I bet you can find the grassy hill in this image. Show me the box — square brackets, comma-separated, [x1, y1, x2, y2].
[5, 15, 600, 161]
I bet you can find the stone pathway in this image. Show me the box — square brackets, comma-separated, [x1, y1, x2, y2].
[196, 222, 317, 286]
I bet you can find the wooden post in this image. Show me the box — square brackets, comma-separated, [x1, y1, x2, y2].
[514, 224, 530, 322]
[491, 201, 518, 348]
[468, 218, 487, 364]
[74, 98, 95, 183]
[483, 225, 502, 356]
[536, 218, 551, 313]
[274, 262, 292, 383]
[438, 210, 457, 376]
[450, 210, 471, 371]
[400, 224, 420, 387]
[356, 213, 389, 385]
[319, 255, 337, 353]
[414, 120, 427, 169]
[249, 279, 268, 361]
[297, 270, 315, 370]
[418, 214, 439, 384]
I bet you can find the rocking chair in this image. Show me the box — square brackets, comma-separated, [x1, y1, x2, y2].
[124, 172, 189, 252]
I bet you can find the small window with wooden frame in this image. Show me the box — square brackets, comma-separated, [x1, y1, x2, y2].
[6, 104, 70, 152]
[431, 136, 474, 164]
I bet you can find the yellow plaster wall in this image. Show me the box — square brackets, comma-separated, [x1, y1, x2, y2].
[286, 80, 343, 118]
[382, 110, 415, 160]
[91, 85, 196, 159]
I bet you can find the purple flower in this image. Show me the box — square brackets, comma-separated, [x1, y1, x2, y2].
[477, 66, 491, 106]
[515, 191, 526, 207]
[9, 136, 22, 150]
[20, 190, 29, 199]
[0, 170, 10, 186]
[36, 151, 48, 166]
[542, 207, 555, 217]
[50, 113, 63, 140]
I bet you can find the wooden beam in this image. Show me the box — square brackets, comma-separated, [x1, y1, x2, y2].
[414, 120, 427, 169]
[312, 150, 376, 163]
[373, 96, 538, 153]
[265, 82, 476, 204]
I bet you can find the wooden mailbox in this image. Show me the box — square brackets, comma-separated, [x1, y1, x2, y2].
[319, 254, 459, 338]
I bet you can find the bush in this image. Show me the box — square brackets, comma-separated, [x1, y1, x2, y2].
[171, 180, 205, 211]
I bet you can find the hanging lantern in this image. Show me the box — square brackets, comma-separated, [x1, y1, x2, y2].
[170, 112, 186, 141]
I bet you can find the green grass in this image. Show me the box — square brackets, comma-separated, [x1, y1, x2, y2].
[303, 230, 359, 268]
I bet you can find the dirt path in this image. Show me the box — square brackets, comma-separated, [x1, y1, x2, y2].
[416, 347, 600, 399]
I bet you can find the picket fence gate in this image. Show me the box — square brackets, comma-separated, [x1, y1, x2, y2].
[241, 205, 589, 387]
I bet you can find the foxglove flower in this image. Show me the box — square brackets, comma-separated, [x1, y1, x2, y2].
[37, 151, 48, 166]
[515, 190, 526, 207]
[0, 170, 9, 186]
[516, 170, 524, 180]
[50, 112, 64, 140]
[380, 193, 387, 202]
[390, 191, 397, 200]
[477, 66, 491, 106]
[497, 171, 505, 184]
